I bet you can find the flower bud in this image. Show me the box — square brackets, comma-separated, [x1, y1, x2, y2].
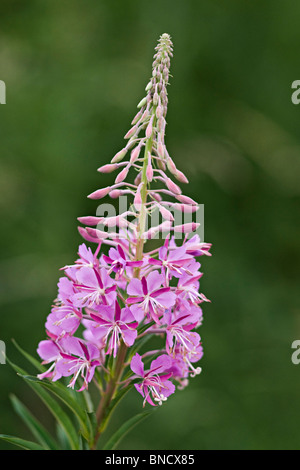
[146, 153, 153, 182]
[174, 222, 200, 233]
[111, 148, 127, 163]
[146, 116, 154, 138]
[137, 97, 147, 108]
[130, 143, 142, 163]
[115, 166, 129, 184]
[97, 164, 118, 173]
[175, 194, 197, 205]
[145, 81, 153, 92]
[88, 187, 111, 199]
[175, 170, 189, 184]
[77, 216, 103, 226]
[166, 177, 182, 195]
[124, 125, 137, 140]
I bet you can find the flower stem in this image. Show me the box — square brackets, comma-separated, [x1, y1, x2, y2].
[92, 341, 128, 449]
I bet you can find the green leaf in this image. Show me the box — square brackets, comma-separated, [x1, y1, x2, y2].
[103, 412, 151, 450]
[20, 374, 93, 443]
[99, 383, 133, 433]
[0, 434, 45, 450]
[7, 359, 80, 450]
[10, 395, 58, 450]
[12, 339, 45, 373]
[10, 341, 94, 444]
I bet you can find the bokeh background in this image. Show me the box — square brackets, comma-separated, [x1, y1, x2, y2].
[1, 0, 300, 450]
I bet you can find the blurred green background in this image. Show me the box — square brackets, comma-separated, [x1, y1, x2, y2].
[1, 0, 300, 450]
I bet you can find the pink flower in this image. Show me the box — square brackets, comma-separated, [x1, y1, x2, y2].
[45, 304, 82, 337]
[88, 301, 138, 357]
[102, 244, 142, 279]
[73, 266, 117, 308]
[163, 309, 200, 354]
[148, 237, 193, 284]
[55, 336, 101, 391]
[37, 337, 63, 381]
[127, 271, 176, 323]
[130, 353, 175, 406]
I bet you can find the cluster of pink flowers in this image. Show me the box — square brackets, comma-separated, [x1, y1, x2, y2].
[37, 33, 212, 407]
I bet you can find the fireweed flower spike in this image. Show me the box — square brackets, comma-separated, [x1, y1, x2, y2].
[25, 33, 212, 450]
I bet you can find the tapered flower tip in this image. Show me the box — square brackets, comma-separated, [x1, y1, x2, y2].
[97, 164, 118, 173]
[85, 227, 110, 239]
[111, 148, 127, 163]
[78, 226, 100, 243]
[88, 187, 111, 199]
[175, 170, 189, 184]
[174, 222, 200, 233]
[77, 216, 103, 226]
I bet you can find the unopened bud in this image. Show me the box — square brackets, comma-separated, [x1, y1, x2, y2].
[97, 164, 118, 173]
[174, 222, 200, 233]
[124, 125, 137, 140]
[146, 116, 154, 138]
[111, 148, 127, 163]
[137, 96, 147, 108]
[88, 187, 111, 199]
[175, 170, 189, 184]
[77, 216, 103, 226]
[130, 143, 142, 163]
[166, 177, 182, 195]
[115, 166, 129, 184]
[145, 81, 153, 92]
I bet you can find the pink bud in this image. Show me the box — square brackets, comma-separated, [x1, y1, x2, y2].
[78, 227, 100, 243]
[166, 156, 177, 175]
[153, 91, 159, 106]
[115, 166, 129, 184]
[111, 148, 127, 163]
[134, 182, 144, 211]
[143, 220, 172, 239]
[88, 187, 111, 199]
[175, 170, 189, 184]
[131, 109, 142, 125]
[103, 215, 128, 228]
[146, 153, 153, 181]
[175, 194, 197, 205]
[130, 144, 142, 163]
[157, 159, 166, 171]
[156, 105, 163, 119]
[109, 189, 123, 198]
[174, 223, 200, 233]
[77, 216, 103, 226]
[97, 164, 118, 173]
[157, 204, 174, 221]
[166, 177, 182, 195]
[150, 191, 162, 202]
[134, 172, 142, 186]
[146, 116, 154, 138]
[85, 227, 109, 239]
[124, 125, 137, 140]
[157, 142, 164, 159]
[172, 203, 199, 213]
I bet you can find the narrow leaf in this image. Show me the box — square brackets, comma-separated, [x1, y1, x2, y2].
[0, 434, 45, 450]
[10, 395, 58, 450]
[103, 412, 151, 450]
[8, 359, 80, 450]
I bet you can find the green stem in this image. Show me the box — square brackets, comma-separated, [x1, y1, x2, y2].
[135, 109, 156, 267]
[92, 342, 128, 449]
[92, 108, 156, 450]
